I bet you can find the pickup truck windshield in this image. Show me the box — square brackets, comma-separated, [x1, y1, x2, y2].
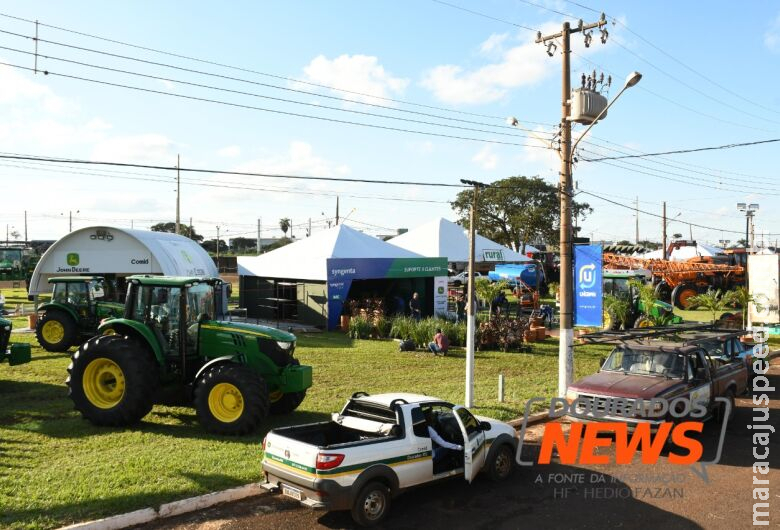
[602, 347, 686, 378]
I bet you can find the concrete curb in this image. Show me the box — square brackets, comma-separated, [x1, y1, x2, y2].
[58, 483, 264, 530]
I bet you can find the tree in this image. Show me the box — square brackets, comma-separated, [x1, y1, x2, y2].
[200, 239, 228, 254]
[279, 218, 291, 238]
[451, 176, 591, 252]
[150, 222, 204, 242]
[9, 230, 20, 240]
[637, 240, 662, 250]
[474, 278, 508, 320]
[687, 289, 737, 323]
[230, 237, 257, 252]
[730, 286, 762, 326]
[262, 238, 293, 253]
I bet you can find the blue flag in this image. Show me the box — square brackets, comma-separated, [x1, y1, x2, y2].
[574, 244, 603, 327]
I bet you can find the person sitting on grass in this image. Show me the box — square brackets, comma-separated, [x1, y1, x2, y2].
[428, 328, 449, 356]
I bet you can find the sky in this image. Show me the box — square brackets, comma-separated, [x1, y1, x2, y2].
[1, 0, 779, 247]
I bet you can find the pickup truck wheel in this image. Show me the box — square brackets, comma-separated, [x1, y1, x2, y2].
[488, 444, 515, 481]
[351, 481, 391, 527]
[716, 389, 736, 424]
[195, 364, 269, 435]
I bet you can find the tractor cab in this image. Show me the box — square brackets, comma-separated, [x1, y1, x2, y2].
[35, 276, 124, 352]
[123, 276, 222, 366]
[51, 277, 106, 321]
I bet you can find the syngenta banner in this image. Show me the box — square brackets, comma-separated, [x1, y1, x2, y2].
[574, 244, 602, 327]
[326, 257, 447, 330]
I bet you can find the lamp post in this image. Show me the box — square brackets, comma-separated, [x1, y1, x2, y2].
[737, 203, 759, 252]
[557, 71, 642, 397]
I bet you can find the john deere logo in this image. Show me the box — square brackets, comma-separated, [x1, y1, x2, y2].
[438, 286, 445, 294]
[66, 253, 80, 266]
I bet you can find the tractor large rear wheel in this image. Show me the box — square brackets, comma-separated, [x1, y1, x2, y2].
[36, 310, 77, 352]
[269, 360, 307, 415]
[67, 335, 158, 426]
[195, 364, 269, 435]
[654, 281, 672, 304]
[672, 283, 699, 310]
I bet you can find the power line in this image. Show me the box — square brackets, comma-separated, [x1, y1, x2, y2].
[562, 0, 780, 116]
[0, 11, 556, 126]
[0, 28, 552, 136]
[0, 152, 469, 187]
[0, 42, 548, 142]
[0, 60, 553, 151]
[581, 138, 780, 162]
[430, 0, 537, 31]
[579, 189, 780, 236]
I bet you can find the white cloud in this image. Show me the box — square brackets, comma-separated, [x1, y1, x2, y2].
[421, 34, 551, 104]
[765, 13, 780, 53]
[236, 141, 350, 178]
[472, 145, 498, 169]
[218, 145, 241, 157]
[91, 134, 176, 164]
[302, 54, 409, 103]
[480, 33, 509, 54]
[0, 62, 73, 114]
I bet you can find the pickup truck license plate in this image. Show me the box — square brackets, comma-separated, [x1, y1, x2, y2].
[282, 485, 303, 501]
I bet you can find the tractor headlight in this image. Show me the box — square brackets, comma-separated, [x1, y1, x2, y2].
[565, 389, 578, 404]
[276, 341, 293, 350]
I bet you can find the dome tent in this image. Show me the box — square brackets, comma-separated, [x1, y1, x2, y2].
[28, 226, 218, 298]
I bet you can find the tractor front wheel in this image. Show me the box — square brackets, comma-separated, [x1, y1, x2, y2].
[36, 311, 77, 352]
[654, 281, 672, 304]
[195, 364, 269, 435]
[269, 359, 307, 415]
[603, 308, 620, 330]
[633, 315, 655, 328]
[67, 334, 158, 426]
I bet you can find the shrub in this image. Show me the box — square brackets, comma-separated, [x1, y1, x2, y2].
[373, 314, 392, 338]
[389, 315, 416, 341]
[348, 315, 372, 339]
[476, 316, 530, 352]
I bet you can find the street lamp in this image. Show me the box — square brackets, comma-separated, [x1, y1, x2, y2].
[737, 203, 759, 252]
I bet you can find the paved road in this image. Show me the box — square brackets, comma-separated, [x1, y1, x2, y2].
[142, 359, 779, 529]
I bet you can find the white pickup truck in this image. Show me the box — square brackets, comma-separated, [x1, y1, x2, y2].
[261, 392, 518, 526]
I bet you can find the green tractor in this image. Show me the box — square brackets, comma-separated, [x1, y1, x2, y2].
[66, 275, 312, 435]
[35, 276, 124, 352]
[1, 316, 32, 366]
[602, 270, 683, 330]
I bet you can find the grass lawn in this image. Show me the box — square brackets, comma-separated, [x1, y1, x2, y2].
[1, 330, 611, 529]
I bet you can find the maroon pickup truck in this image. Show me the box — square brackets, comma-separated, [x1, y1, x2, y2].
[567, 328, 748, 428]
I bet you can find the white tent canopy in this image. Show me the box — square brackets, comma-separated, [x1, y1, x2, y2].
[386, 217, 532, 263]
[28, 226, 218, 296]
[640, 243, 726, 262]
[238, 224, 421, 281]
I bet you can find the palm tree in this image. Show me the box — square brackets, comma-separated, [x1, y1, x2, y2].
[279, 218, 291, 238]
[474, 278, 508, 320]
[687, 289, 737, 323]
[730, 286, 762, 326]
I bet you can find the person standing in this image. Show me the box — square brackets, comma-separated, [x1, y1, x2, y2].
[409, 292, 421, 321]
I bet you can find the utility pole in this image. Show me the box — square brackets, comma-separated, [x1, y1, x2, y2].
[216, 226, 221, 272]
[537, 14, 608, 398]
[662, 201, 667, 260]
[336, 196, 340, 226]
[635, 196, 639, 244]
[460, 179, 487, 408]
[175, 154, 181, 235]
[257, 218, 262, 255]
[24, 210, 27, 243]
[308, 217, 312, 237]
[69, 211, 73, 233]
[290, 219, 293, 239]
[189, 217, 193, 239]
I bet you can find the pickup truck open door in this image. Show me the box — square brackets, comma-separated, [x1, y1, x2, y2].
[453, 406, 487, 483]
